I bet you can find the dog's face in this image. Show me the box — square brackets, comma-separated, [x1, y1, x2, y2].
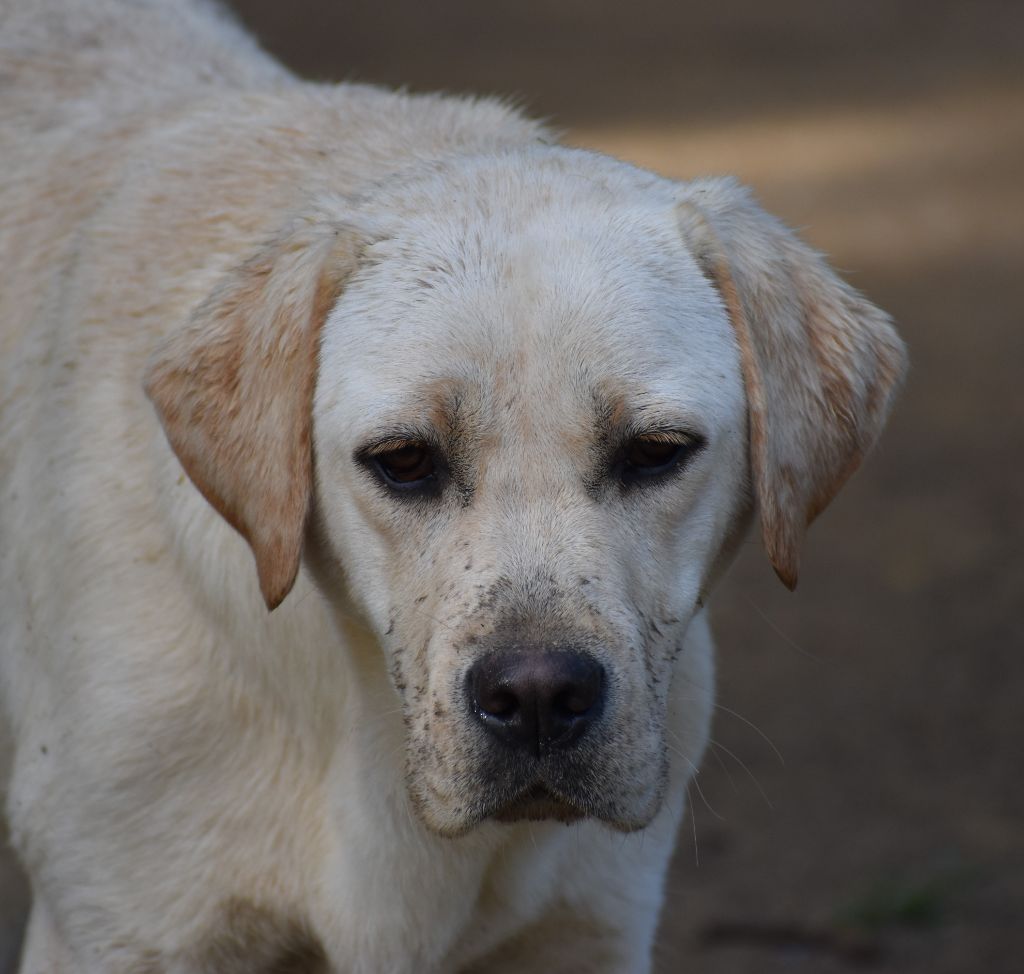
[313, 158, 747, 832]
[146, 149, 906, 836]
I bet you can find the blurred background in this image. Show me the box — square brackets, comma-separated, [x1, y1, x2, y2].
[3, 1, 1022, 971]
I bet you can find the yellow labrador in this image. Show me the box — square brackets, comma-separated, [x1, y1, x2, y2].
[0, 0, 906, 970]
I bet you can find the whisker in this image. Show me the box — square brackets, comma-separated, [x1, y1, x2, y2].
[710, 738, 774, 810]
[665, 740, 725, 823]
[671, 670, 716, 697]
[666, 771, 691, 832]
[685, 783, 700, 867]
[708, 737, 739, 794]
[742, 595, 822, 663]
[403, 601, 462, 637]
[373, 704, 407, 723]
[714, 702, 786, 766]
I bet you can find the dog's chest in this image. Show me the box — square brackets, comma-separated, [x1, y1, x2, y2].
[311, 803, 575, 972]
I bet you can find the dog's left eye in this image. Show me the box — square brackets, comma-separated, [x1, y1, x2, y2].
[373, 442, 437, 488]
[619, 433, 704, 484]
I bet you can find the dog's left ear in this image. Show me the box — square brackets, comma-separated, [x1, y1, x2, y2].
[677, 177, 907, 589]
[145, 215, 366, 610]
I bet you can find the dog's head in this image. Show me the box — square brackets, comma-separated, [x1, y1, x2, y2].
[145, 148, 905, 835]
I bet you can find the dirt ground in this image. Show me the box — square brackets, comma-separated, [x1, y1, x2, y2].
[2, 1, 1022, 970]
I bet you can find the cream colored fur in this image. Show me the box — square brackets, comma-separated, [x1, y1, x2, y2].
[0, 1, 906, 971]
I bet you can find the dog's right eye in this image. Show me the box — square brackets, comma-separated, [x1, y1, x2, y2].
[372, 442, 437, 489]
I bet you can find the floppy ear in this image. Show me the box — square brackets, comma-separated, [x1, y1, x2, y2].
[677, 177, 907, 589]
[144, 216, 365, 610]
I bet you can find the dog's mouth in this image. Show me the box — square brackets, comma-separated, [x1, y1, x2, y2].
[489, 783, 587, 825]
[414, 753, 665, 836]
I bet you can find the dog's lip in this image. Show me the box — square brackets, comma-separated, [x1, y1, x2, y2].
[489, 783, 587, 825]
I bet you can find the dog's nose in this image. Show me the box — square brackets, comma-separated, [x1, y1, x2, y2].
[466, 650, 605, 756]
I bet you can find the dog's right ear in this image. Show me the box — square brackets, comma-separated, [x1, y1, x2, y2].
[144, 215, 367, 610]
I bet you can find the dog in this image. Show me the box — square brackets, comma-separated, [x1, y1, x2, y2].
[0, 0, 906, 970]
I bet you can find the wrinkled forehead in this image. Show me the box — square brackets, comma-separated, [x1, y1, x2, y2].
[318, 179, 742, 440]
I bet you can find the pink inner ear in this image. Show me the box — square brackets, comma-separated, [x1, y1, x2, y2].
[144, 222, 360, 610]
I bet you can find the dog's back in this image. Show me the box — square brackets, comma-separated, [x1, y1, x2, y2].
[0, 0, 542, 352]
[0, 0, 286, 122]
[0, 0, 282, 350]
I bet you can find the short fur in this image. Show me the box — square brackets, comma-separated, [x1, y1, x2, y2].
[0, 1, 906, 971]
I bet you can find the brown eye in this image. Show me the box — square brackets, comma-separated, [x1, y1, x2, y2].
[620, 433, 704, 484]
[625, 438, 682, 469]
[375, 443, 436, 486]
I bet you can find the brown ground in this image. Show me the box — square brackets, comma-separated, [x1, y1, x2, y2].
[3, 1, 1022, 970]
